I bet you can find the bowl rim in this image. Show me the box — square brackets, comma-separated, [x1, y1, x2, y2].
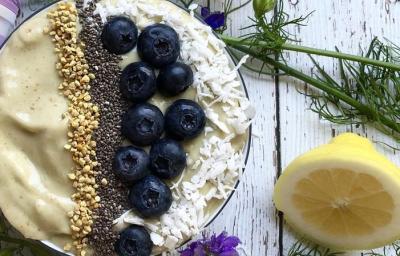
[1, 1, 252, 255]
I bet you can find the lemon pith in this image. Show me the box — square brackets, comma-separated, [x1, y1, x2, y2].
[274, 133, 400, 250]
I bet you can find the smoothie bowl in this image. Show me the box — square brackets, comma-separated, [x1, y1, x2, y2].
[0, 0, 253, 255]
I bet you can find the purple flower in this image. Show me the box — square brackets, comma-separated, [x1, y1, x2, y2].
[200, 6, 225, 30]
[179, 232, 241, 256]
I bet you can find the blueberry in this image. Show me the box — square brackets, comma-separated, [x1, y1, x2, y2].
[129, 175, 173, 218]
[137, 24, 180, 68]
[150, 139, 186, 179]
[157, 62, 193, 96]
[115, 225, 153, 256]
[120, 62, 156, 103]
[113, 146, 150, 183]
[165, 99, 206, 140]
[122, 103, 164, 146]
[101, 16, 138, 55]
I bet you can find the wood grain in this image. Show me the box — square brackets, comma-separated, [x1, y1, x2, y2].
[280, 0, 400, 255]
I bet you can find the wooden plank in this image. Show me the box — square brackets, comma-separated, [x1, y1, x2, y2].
[279, 0, 400, 255]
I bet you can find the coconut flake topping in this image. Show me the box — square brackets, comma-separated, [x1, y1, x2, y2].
[95, 0, 253, 252]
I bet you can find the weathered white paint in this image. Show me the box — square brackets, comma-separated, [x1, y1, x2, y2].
[16, 0, 400, 255]
[281, 0, 400, 255]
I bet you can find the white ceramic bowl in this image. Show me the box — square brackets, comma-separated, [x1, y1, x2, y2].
[1, 1, 252, 255]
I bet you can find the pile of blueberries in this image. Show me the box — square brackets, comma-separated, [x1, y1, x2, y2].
[101, 17, 206, 256]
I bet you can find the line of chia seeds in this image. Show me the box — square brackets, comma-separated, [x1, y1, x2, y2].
[76, 1, 130, 255]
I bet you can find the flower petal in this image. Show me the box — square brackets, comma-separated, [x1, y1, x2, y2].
[206, 235, 221, 252]
[204, 12, 225, 30]
[221, 236, 241, 249]
[219, 249, 240, 256]
[190, 241, 203, 249]
[193, 244, 207, 256]
[201, 6, 210, 18]
[180, 241, 206, 256]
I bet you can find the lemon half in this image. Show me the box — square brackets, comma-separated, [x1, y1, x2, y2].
[274, 133, 400, 250]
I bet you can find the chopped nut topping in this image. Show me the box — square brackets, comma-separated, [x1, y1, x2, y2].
[47, 3, 99, 255]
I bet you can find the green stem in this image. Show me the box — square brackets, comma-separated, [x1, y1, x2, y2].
[221, 35, 400, 71]
[227, 43, 400, 136]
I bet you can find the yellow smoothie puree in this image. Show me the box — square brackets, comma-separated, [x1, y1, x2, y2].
[0, 0, 250, 253]
[0, 10, 74, 246]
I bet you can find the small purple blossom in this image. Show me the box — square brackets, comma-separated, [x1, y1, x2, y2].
[180, 232, 241, 256]
[200, 6, 225, 30]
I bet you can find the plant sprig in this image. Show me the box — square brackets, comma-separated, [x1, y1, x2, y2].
[287, 240, 400, 256]
[364, 242, 400, 256]
[239, 0, 312, 61]
[221, 0, 310, 75]
[214, 0, 400, 146]
[287, 239, 343, 256]
[227, 40, 400, 145]
[307, 38, 400, 141]
[0, 213, 52, 256]
[221, 0, 400, 71]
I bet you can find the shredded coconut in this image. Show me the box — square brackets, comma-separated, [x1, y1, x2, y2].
[94, 0, 254, 252]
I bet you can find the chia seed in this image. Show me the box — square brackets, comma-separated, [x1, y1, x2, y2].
[76, 1, 130, 255]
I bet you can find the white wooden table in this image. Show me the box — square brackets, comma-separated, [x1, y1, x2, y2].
[18, 0, 400, 255]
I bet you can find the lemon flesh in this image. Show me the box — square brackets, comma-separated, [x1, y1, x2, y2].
[274, 133, 400, 250]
